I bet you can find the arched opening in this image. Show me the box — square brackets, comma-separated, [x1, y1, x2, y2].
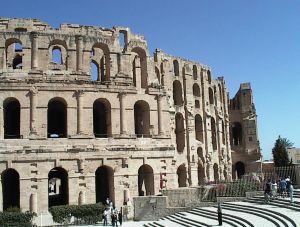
[2, 169, 20, 210]
[222, 121, 225, 145]
[93, 99, 111, 138]
[193, 65, 198, 80]
[197, 148, 205, 185]
[155, 66, 160, 83]
[209, 88, 214, 104]
[5, 39, 23, 69]
[173, 60, 179, 76]
[95, 166, 114, 204]
[119, 31, 126, 49]
[134, 100, 150, 137]
[132, 47, 148, 89]
[12, 54, 22, 69]
[207, 70, 212, 83]
[211, 118, 217, 150]
[232, 122, 243, 146]
[4, 98, 20, 139]
[173, 80, 183, 106]
[195, 100, 200, 108]
[193, 84, 200, 97]
[138, 164, 154, 196]
[195, 114, 203, 142]
[235, 161, 245, 179]
[177, 164, 187, 187]
[175, 113, 185, 153]
[47, 98, 67, 138]
[213, 163, 219, 182]
[52, 48, 62, 64]
[218, 84, 223, 104]
[90, 60, 99, 81]
[91, 43, 110, 82]
[48, 167, 68, 207]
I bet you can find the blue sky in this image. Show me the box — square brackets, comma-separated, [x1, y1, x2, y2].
[1, 0, 299, 159]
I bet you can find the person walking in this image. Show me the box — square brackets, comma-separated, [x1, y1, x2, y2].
[119, 207, 123, 226]
[103, 208, 108, 226]
[217, 203, 222, 226]
[290, 183, 294, 204]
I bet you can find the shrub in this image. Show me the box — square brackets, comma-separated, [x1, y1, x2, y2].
[49, 203, 105, 225]
[0, 211, 35, 227]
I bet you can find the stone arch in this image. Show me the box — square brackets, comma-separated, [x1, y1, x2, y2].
[173, 80, 183, 106]
[47, 97, 67, 138]
[177, 164, 187, 187]
[155, 66, 160, 83]
[48, 39, 68, 69]
[231, 122, 243, 146]
[91, 43, 111, 81]
[175, 113, 185, 153]
[235, 161, 245, 179]
[213, 163, 219, 182]
[197, 147, 206, 185]
[209, 88, 214, 105]
[193, 65, 198, 80]
[134, 100, 150, 137]
[5, 38, 23, 69]
[195, 114, 203, 142]
[207, 70, 212, 83]
[3, 98, 20, 139]
[90, 60, 99, 81]
[132, 47, 148, 89]
[48, 167, 68, 207]
[193, 83, 200, 97]
[93, 98, 111, 138]
[173, 60, 179, 76]
[211, 117, 217, 150]
[1, 168, 20, 210]
[95, 165, 114, 204]
[138, 164, 154, 196]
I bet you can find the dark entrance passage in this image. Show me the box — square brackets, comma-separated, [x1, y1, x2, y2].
[134, 101, 150, 138]
[2, 169, 20, 210]
[47, 98, 67, 138]
[4, 98, 20, 139]
[95, 166, 114, 204]
[93, 99, 111, 138]
[48, 167, 68, 207]
[235, 161, 245, 179]
[177, 164, 187, 187]
[138, 164, 154, 196]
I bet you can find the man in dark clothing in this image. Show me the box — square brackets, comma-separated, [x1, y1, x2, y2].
[218, 203, 222, 226]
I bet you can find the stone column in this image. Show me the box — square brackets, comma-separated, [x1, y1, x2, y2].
[31, 32, 38, 69]
[29, 87, 38, 135]
[78, 191, 85, 205]
[76, 36, 83, 71]
[118, 92, 127, 135]
[76, 90, 84, 134]
[156, 94, 164, 135]
[2, 48, 6, 70]
[30, 193, 37, 213]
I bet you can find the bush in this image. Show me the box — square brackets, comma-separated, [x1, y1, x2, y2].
[0, 211, 35, 227]
[49, 203, 105, 225]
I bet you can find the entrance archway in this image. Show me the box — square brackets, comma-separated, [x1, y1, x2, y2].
[48, 167, 68, 207]
[47, 98, 67, 138]
[177, 164, 187, 187]
[3, 98, 20, 139]
[134, 101, 150, 138]
[138, 164, 154, 196]
[235, 161, 245, 179]
[93, 99, 111, 138]
[2, 169, 20, 210]
[95, 166, 114, 204]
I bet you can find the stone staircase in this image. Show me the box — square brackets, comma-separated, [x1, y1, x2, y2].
[143, 189, 300, 227]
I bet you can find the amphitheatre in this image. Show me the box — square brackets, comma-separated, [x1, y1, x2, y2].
[2, 18, 299, 226]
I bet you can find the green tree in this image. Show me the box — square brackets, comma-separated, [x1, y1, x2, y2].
[272, 136, 294, 167]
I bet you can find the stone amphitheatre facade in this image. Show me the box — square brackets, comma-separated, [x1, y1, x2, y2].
[0, 18, 260, 214]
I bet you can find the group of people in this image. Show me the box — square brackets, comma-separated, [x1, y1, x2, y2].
[264, 176, 294, 204]
[103, 198, 123, 226]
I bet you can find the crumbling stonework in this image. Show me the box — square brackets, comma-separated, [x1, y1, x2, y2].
[229, 83, 261, 178]
[0, 18, 258, 214]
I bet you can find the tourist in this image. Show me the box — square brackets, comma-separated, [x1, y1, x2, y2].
[271, 180, 277, 198]
[264, 179, 272, 203]
[119, 207, 123, 226]
[290, 183, 294, 204]
[217, 203, 222, 226]
[103, 208, 108, 226]
[286, 177, 291, 197]
[279, 178, 287, 198]
[111, 206, 119, 227]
